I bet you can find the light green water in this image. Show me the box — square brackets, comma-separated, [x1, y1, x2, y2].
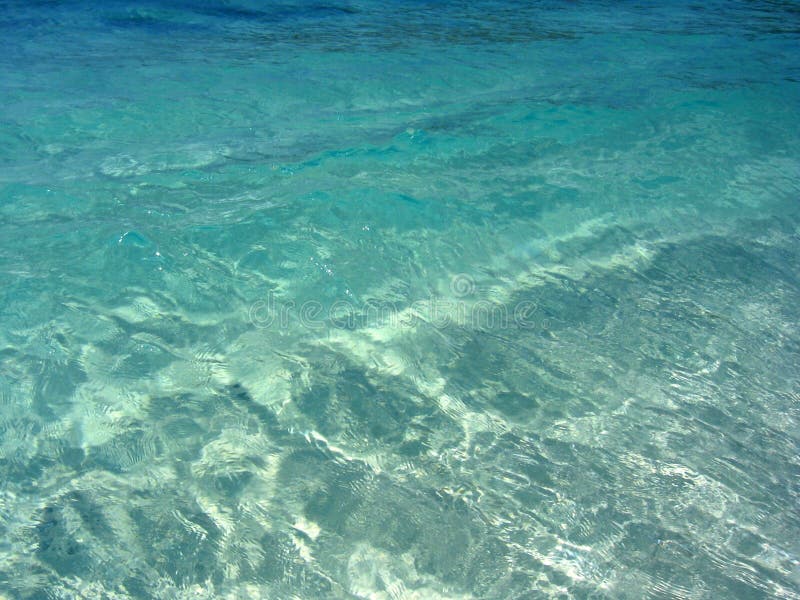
[1, 1, 799, 598]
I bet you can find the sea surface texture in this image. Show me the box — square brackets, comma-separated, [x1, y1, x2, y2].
[1, 1, 799, 598]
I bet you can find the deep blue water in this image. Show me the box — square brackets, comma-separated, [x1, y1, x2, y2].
[1, 1, 799, 598]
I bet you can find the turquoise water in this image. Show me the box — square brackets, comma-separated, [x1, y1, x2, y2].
[1, 1, 799, 597]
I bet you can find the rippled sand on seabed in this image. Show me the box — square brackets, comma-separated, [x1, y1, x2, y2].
[1, 1, 799, 598]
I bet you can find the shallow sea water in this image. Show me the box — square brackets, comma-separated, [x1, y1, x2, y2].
[1, 1, 799, 598]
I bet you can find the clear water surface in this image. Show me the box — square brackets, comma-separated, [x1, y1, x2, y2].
[1, 1, 799, 598]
